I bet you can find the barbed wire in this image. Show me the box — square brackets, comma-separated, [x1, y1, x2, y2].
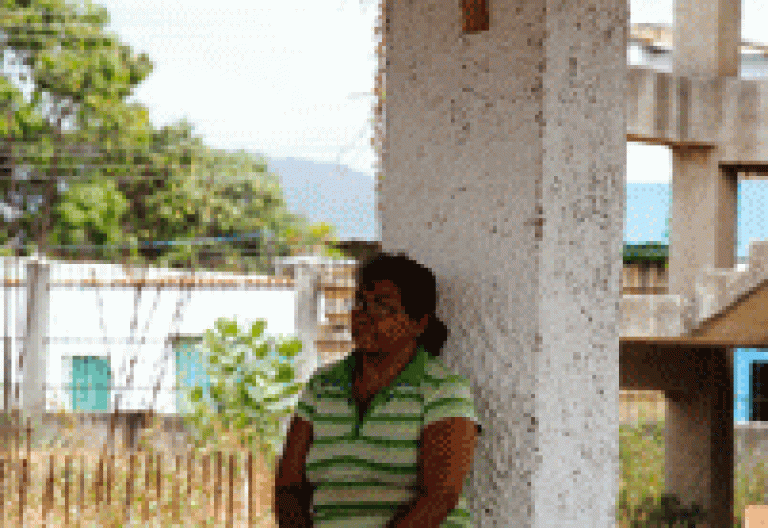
[0, 234, 265, 250]
[148, 285, 192, 411]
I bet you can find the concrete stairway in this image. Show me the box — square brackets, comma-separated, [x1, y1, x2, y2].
[620, 240, 768, 339]
[692, 240, 768, 330]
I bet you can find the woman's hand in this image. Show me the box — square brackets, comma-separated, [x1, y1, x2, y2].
[383, 501, 415, 528]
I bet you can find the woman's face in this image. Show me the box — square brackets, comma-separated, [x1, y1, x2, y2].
[351, 279, 428, 359]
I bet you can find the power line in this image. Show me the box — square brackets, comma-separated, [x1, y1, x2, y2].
[0, 233, 275, 251]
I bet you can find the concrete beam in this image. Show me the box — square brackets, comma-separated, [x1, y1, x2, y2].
[620, 294, 694, 338]
[627, 68, 768, 162]
[627, 67, 721, 147]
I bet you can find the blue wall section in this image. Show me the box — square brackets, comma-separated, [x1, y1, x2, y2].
[175, 340, 213, 415]
[735, 350, 768, 423]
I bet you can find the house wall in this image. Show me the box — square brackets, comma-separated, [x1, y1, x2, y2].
[0, 257, 297, 415]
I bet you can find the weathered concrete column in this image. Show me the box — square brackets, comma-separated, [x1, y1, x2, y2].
[665, 347, 734, 528]
[294, 261, 320, 385]
[673, 0, 740, 79]
[668, 154, 738, 303]
[22, 259, 50, 424]
[669, 0, 740, 302]
[665, 2, 740, 526]
[379, 0, 626, 525]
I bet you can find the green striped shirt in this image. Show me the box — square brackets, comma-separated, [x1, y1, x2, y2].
[294, 344, 482, 528]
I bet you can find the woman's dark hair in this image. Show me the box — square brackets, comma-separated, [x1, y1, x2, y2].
[356, 251, 448, 357]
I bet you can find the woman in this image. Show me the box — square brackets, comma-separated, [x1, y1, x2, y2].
[275, 252, 482, 528]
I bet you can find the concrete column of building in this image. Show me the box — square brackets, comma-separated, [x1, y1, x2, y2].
[673, 0, 740, 78]
[22, 259, 50, 444]
[665, 346, 734, 528]
[665, 2, 741, 525]
[668, 153, 738, 302]
[294, 262, 320, 384]
[669, 0, 740, 299]
[380, 0, 626, 525]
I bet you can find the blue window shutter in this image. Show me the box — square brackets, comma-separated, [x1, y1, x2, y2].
[175, 340, 211, 414]
[71, 356, 111, 412]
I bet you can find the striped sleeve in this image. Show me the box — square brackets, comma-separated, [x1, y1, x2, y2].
[293, 375, 317, 423]
[422, 368, 483, 434]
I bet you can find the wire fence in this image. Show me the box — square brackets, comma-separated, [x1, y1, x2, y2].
[0, 254, 301, 420]
[0, 410, 277, 527]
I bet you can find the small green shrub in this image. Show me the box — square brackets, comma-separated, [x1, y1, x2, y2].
[181, 316, 304, 465]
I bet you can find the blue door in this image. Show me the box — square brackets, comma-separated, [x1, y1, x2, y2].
[751, 361, 768, 421]
[71, 356, 111, 411]
[175, 340, 213, 414]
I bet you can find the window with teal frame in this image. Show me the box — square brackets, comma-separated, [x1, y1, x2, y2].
[175, 337, 214, 415]
[174, 335, 294, 416]
[71, 356, 111, 412]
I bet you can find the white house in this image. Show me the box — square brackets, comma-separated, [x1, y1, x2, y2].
[0, 254, 355, 418]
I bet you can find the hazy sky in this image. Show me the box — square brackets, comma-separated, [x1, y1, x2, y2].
[7, 0, 768, 182]
[101, 0, 382, 177]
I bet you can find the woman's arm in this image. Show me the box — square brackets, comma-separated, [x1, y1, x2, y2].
[275, 416, 315, 528]
[385, 417, 478, 528]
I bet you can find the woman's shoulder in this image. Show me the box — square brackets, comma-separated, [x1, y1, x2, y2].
[305, 356, 352, 390]
[422, 354, 472, 386]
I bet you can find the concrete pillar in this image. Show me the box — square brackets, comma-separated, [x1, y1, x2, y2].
[665, 347, 734, 528]
[668, 154, 738, 302]
[673, 0, 740, 78]
[379, 0, 626, 525]
[22, 259, 50, 430]
[669, 0, 740, 303]
[294, 261, 320, 385]
[712, 347, 735, 528]
[666, 3, 740, 525]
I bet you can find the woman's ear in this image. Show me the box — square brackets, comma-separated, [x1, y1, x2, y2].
[416, 313, 430, 333]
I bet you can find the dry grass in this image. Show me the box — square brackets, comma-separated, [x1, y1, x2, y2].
[8, 395, 766, 527]
[0, 406, 279, 528]
[618, 398, 768, 528]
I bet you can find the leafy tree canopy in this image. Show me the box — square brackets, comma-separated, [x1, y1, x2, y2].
[0, 0, 345, 270]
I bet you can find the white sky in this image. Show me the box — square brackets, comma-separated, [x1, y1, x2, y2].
[104, 0, 382, 177]
[9, 0, 768, 182]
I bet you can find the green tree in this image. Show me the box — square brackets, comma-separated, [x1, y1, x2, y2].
[112, 119, 345, 271]
[0, 0, 345, 268]
[50, 176, 134, 261]
[0, 0, 154, 252]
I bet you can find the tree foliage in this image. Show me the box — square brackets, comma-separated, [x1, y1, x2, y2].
[50, 176, 132, 260]
[0, 0, 345, 269]
[0, 0, 153, 246]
